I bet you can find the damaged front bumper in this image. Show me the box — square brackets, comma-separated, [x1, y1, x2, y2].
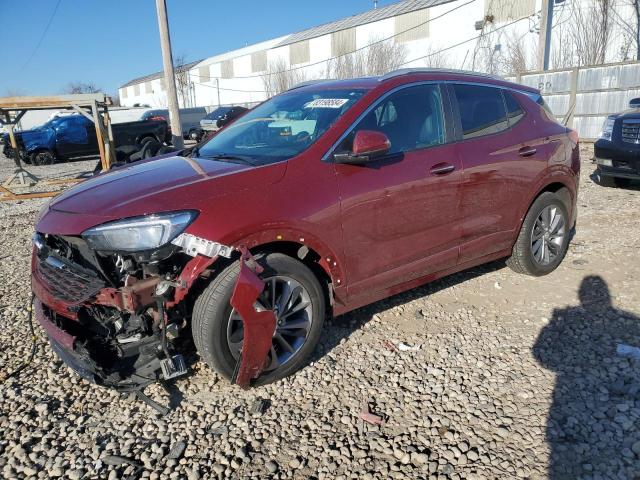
[31, 233, 277, 391]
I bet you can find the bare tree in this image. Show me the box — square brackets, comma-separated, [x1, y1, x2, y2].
[607, 0, 640, 60]
[262, 57, 308, 97]
[109, 92, 121, 107]
[64, 81, 101, 94]
[551, 22, 576, 69]
[570, 0, 612, 66]
[326, 39, 408, 79]
[422, 44, 452, 69]
[497, 34, 537, 75]
[174, 53, 192, 108]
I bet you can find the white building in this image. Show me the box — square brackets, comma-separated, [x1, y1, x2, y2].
[119, 0, 637, 109]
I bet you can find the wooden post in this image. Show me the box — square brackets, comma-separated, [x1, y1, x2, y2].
[91, 101, 108, 171]
[102, 105, 116, 169]
[567, 67, 579, 129]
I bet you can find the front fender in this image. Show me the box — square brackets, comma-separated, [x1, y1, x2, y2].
[23, 129, 56, 155]
[232, 228, 345, 291]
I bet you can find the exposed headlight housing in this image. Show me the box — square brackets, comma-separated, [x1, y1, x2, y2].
[600, 117, 615, 141]
[82, 211, 197, 252]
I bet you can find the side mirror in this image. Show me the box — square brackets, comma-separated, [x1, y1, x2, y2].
[630, 98, 640, 109]
[334, 130, 391, 165]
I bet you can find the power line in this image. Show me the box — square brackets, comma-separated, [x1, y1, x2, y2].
[191, 82, 267, 94]
[188, 14, 533, 95]
[187, 0, 478, 82]
[397, 15, 532, 67]
[17, 0, 62, 74]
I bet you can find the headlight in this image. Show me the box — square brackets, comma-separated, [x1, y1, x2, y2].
[600, 118, 615, 140]
[82, 211, 197, 252]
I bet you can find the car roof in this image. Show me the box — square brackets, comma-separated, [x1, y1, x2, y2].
[291, 68, 538, 94]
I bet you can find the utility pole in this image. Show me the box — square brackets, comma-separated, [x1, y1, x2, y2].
[537, 0, 554, 70]
[635, 0, 640, 60]
[155, 0, 183, 148]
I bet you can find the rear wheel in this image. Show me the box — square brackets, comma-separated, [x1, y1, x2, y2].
[192, 253, 325, 386]
[30, 149, 55, 166]
[507, 192, 570, 276]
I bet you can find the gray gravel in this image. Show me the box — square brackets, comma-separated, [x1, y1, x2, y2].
[1, 146, 640, 479]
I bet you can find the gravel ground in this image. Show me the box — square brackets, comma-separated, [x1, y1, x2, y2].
[1, 145, 640, 479]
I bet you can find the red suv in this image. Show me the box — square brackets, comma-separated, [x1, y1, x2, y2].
[32, 69, 580, 391]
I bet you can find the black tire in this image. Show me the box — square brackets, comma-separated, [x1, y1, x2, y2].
[141, 139, 161, 159]
[188, 129, 199, 140]
[192, 253, 325, 386]
[139, 136, 155, 146]
[507, 191, 570, 276]
[30, 149, 55, 166]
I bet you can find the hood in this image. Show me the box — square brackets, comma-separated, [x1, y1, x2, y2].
[614, 109, 640, 120]
[17, 128, 56, 152]
[48, 155, 285, 219]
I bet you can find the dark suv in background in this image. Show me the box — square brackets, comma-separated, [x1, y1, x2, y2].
[31, 69, 579, 392]
[594, 98, 640, 187]
[198, 106, 248, 139]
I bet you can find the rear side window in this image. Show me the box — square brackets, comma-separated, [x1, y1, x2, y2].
[525, 92, 555, 118]
[503, 90, 524, 126]
[453, 84, 508, 139]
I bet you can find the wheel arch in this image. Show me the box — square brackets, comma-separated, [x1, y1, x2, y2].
[521, 179, 575, 229]
[249, 240, 335, 309]
[135, 133, 159, 145]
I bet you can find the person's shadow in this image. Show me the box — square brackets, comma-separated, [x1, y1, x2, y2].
[533, 275, 640, 479]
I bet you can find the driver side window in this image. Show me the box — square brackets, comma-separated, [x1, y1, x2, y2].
[340, 84, 445, 155]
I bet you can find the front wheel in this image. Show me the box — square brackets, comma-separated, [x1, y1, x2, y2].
[507, 192, 570, 276]
[192, 253, 325, 386]
[30, 150, 55, 166]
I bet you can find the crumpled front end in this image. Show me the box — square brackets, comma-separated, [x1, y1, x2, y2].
[30, 227, 276, 391]
[30, 232, 219, 391]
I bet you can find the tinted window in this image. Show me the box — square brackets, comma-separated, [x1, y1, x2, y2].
[343, 84, 445, 155]
[453, 84, 508, 139]
[503, 90, 524, 126]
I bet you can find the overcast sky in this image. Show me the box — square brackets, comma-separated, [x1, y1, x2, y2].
[0, 0, 397, 97]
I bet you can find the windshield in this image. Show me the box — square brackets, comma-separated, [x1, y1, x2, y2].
[196, 88, 366, 165]
[38, 117, 66, 130]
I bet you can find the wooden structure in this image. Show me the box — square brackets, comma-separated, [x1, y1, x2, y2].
[0, 93, 116, 188]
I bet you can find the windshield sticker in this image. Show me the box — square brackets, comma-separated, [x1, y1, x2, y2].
[304, 98, 349, 109]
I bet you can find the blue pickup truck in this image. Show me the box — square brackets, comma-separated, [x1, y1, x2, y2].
[2, 114, 170, 165]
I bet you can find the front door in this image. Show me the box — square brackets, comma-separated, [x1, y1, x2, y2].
[55, 116, 91, 157]
[333, 83, 463, 300]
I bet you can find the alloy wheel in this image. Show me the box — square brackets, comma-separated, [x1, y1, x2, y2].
[226, 275, 313, 371]
[530, 205, 566, 266]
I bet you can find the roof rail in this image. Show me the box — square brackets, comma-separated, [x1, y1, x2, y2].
[380, 68, 503, 82]
[289, 79, 337, 90]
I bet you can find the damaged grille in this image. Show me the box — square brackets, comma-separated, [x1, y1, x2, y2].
[36, 253, 105, 304]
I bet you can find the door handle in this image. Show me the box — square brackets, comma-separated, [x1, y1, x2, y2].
[430, 163, 455, 175]
[519, 146, 537, 157]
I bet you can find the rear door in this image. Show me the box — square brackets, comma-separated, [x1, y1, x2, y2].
[334, 83, 463, 299]
[450, 83, 542, 263]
